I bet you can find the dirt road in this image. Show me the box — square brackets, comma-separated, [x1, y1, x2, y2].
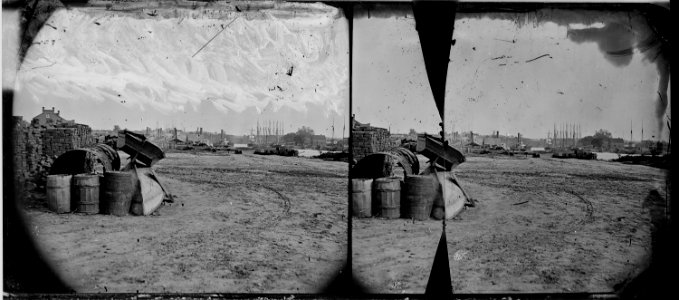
[353, 155, 667, 293]
[22, 151, 348, 292]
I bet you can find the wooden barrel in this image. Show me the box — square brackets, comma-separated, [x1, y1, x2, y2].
[351, 179, 373, 218]
[46, 175, 72, 213]
[404, 175, 436, 220]
[101, 171, 134, 216]
[374, 177, 401, 219]
[73, 174, 100, 214]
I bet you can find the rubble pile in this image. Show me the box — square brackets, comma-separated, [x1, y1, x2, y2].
[12, 118, 95, 188]
[351, 134, 471, 221]
[25, 123, 45, 180]
[41, 130, 166, 216]
[11, 117, 28, 197]
[43, 124, 94, 157]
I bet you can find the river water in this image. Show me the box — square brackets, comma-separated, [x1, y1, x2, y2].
[593, 152, 642, 161]
[296, 149, 341, 158]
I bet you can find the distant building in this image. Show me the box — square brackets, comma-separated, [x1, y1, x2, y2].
[464, 131, 476, 144]
[31, 107, 74, 126]
[390, 133, 410, 140]
[482, 136, 504, 146]
[309, 134, 326, 147]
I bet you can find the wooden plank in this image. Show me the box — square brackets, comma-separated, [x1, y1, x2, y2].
[118, 130, 165, 167]
[416, 133, 465, 170]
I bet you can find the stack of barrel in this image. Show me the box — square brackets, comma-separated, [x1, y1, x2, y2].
[45, 171, 135, 216]
[351, 174, 437, 221]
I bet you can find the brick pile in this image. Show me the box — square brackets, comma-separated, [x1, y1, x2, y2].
[352, 125, 394, 162]
[25, 126, 40, 174]
[11, 117, 28, 197]
[43, 124, 94, 157]
[12, 120, 95, 188]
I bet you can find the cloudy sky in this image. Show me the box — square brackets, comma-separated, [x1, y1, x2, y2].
[11, 2, 349, 136]
[7, 3, 670, 141]
[353, 6, 670, 141]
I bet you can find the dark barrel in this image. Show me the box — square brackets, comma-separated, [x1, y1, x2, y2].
[385, 147, 419, 176]
[73, 174, 100, 214]
[351, 179, 373, 218]
[404, 175, 436, 221]
[350, 147, 419, 179]
[374, 177, 401, 219]
[101, 171, 134, 216]
[49, 144, 120, 176]
[46, 174, 72, 213]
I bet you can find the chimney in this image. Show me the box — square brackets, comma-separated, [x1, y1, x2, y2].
[57, 110, 60, 116]
[42, 106, 45, 112]
[52, 107, 55, 111]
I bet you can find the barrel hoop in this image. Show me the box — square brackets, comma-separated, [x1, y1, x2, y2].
[46, 184, 71, 187]
[352, 187, 372, 191]
[375, 188, 400, 192]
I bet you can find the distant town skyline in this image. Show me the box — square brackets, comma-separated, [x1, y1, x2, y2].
[16, 105, 347, 138]
[16, 102, 655, 143]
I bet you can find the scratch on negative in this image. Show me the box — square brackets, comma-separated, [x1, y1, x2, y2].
[32, 62, 56, 69]
[191, 17, 240, 58]
[525, 54, 551, 63]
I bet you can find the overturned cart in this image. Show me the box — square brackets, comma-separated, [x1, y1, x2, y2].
[117, 130, 170, 216]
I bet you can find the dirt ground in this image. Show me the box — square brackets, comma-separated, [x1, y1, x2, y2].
[21, 151, 348, 293]
[353, 154, 668, 293]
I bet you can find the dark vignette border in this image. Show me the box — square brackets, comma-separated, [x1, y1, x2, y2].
[2, 0, 674, 298]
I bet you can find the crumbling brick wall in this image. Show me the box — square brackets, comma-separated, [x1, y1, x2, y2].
[352, 126, 393, 161]
[11, 117, 28, 199]
[25, 126, 48, 181]
[12, 120, 95, 189]
[43, 124, 94, 157]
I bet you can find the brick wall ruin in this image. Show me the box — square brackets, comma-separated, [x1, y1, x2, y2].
[12, 117, 28, 199]
[43, 124, 94, 157]
[352, 125, 394, 162]
[12, 117, 95, 187]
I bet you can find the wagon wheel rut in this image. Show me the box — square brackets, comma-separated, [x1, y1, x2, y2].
[224, 182, 292, 228]
[156, 172, 292, 228]
[563, 189, 595, 232]
[255, 183, 292, 215]
[536, 190, 595, 234]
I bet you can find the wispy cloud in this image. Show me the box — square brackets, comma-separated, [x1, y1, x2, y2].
[15, 3, 348, 129]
